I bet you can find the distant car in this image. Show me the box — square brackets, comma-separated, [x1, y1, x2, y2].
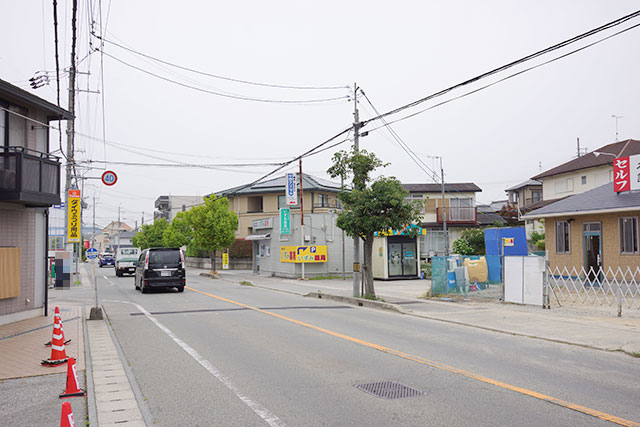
[114, 247, 140, 277]
[134, 248, 186, 293]
[98, 253, 114, 268]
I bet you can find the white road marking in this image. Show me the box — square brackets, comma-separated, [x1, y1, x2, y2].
[134, 303, 285, 427]
[103, 275, 115, 286]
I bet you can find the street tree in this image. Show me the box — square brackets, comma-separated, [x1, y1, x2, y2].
[328, 147, 422, 298]
[189, 195, 238, 272]
[132, 217, 169, 249]
[162, 211, 193, 248]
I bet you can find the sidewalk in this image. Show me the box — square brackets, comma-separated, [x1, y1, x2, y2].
[195, 268, 640, 356]
[0, 297, 87, 425]
[0, 264, 147, 426]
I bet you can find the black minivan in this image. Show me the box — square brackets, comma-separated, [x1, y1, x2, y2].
[134, 248, 186, 293]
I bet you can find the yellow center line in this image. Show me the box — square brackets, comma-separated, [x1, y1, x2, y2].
[186, 286, 639, 427]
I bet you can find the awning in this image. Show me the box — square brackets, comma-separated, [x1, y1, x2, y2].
[245, 233, 271, 241]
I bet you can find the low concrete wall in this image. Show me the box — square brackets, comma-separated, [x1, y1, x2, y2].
[186, 256, 252, 270]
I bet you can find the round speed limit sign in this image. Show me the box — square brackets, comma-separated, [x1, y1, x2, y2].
[101, 170, 118, 186]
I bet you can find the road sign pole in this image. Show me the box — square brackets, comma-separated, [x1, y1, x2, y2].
[93, 261, 98, 309]
[86, 247, 102, 319]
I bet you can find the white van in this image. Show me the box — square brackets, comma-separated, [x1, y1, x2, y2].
[115, 247, 141, 277]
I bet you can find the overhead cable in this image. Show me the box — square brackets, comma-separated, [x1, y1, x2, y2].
[364, 20, 640, 132]
[81, 160, 285, 168]
[98, 50, 350, 104]
[94, 33, 348, 91]
[361, 91, 440, 183]
[362, 9, 640, 126]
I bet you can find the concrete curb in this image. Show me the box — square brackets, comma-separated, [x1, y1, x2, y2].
[82, 306, 98, 427]
[101, 305, 154, 426]
[308, 293, 640, 357]
[305, 292, 402, 313]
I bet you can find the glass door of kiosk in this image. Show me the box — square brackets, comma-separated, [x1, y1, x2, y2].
[388, 237, 417, 277]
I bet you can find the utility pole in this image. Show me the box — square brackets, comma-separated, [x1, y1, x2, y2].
[92, 196, 96, 247]
[612, 114, 623, 141]
[299, 158, 305, 280]
[64, 0, 78, 271]
[352, 83, 361, 297]
[439, 157, 449, 257]
[341, 175, 345, 280]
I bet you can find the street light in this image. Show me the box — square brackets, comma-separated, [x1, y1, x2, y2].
[593, 151, 617, 158]
[426, 155, 448, 257]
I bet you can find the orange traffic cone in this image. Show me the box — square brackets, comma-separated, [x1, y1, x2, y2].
[60, 401, 76, 427]
[45, 307, 71, 347]
[59, 357, 85, 398]
[42, 309, 68, 366]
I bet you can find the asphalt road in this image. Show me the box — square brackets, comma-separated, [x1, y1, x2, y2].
[60, 265, 640, 426]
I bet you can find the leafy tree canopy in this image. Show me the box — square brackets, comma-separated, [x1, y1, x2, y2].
[189, 195, 238, 271]
[162, 211, 192, 248]
[328, 147, 422, 297]
[132, 217, 169, 249]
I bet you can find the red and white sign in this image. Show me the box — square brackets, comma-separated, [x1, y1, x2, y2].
[613, 155, 640, 193]
[101, 170, 118, 186]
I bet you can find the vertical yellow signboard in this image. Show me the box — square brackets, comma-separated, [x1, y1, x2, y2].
[67, 189, 81, 243]
[222, 252, 229, 270]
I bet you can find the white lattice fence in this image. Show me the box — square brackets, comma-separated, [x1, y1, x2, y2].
[547, 265, 640, 313]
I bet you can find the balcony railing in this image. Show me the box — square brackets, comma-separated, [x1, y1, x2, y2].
[436, 206, 477, 224]
[313, 200, 342, 209]
[0, 146, 60, 206]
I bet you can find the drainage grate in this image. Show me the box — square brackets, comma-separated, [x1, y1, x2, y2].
[355, 381, 426, 399]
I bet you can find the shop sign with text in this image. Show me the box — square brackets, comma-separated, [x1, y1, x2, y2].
[280, 245, 327, 263]
[67, 190, 81, 243]
[613, 154, 640, 193]
[280, 208, 290, 235]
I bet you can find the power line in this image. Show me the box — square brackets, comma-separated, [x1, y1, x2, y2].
[361, 91, 440, 183]
[361, 9, 640, 127]
[98, 50, 350, 104]
[224, 127, 352, 195]
[97, 136, 289, 161]
[364, 20, 640, 133]
[94, 34, 348, 91]
[80, 160, 285, 168]
[233, 12, 640, 197]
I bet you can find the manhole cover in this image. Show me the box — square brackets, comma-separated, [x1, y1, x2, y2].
[355, 381, 426, 399]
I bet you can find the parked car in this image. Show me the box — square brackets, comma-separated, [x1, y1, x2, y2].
[98, 253, 114, 268]
[134, 248, 186, 293]
[114, 247, 140, 277]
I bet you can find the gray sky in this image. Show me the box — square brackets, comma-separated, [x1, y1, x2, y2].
[3, 1, 640, 228]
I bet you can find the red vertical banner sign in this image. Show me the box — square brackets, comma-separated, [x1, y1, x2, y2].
[613, 157, 630, 193]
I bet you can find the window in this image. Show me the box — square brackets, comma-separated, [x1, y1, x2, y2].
[555, 221, 570, 253]
[555, 178, 574, 194]
[583, 223, 601, 232]
[405, 194, 425, 213]
[278, 195, 298, 209]
[531, 191, 541, 203]
[7, 105, 26, 147]
[449, 198, 473, 221]
[247, 196, 263, 213]
[0, 109, 5, 146]
[620, 217, 639, 254]
[581, 176, 587, 185]
[317, 194, 329, 207]
[511, 192, 519, 204]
